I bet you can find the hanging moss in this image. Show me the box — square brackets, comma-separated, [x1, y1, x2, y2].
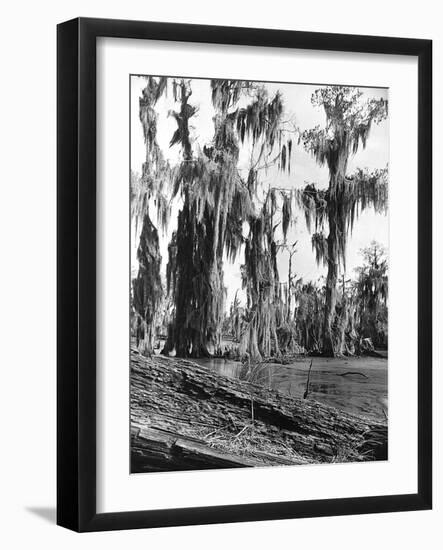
[131, 77, 169, 356]
[164, 79, 289, 359]
[281, 190, 293, 243]
[132, 215, 163, 356]
[354, 242, 388, 348]
[300, 86, 388, 356]
[239, 190, 284, 361]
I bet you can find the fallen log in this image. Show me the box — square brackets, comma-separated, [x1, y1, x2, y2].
[131, 426, 264, 471]
[130, 348, 387, 472]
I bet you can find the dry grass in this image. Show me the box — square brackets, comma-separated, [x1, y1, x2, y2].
[198, 421, 310, 465]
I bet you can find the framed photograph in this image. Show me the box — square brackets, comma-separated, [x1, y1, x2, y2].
[57, 17, 432, 532]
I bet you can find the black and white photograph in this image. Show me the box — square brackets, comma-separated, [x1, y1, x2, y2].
[0, 2, 437, 543]
[130, 76, 389, 473]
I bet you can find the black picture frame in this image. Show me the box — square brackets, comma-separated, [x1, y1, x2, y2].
[57, 17, 432, 532]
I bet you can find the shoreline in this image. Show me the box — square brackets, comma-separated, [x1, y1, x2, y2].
[130, 349, 388, 473]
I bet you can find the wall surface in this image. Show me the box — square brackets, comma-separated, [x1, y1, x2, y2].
[0, 1, 441, 548]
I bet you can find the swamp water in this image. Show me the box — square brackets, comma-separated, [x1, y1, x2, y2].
[193, 356, 388, 423]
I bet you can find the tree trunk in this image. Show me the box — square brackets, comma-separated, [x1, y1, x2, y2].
[323, 226, 338, 356]
[322, 156, 348, 357]
[240, 317, 262, 362]
[336, 299, 349, 356]
[172, 201, 224, 358]
[132, 212, 162, 357]
[287, 252, 293, 323]
[161, 323, 175, 356]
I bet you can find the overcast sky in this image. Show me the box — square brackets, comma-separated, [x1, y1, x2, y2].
[130, 76, 389, 309]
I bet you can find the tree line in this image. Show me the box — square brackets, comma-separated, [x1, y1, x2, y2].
[131, 78, 388, 359]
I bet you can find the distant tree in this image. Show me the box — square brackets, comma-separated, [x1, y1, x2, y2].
[293, 279, 325, 353]
[354, 241, 388, 348]
[229, 290, 243, 342]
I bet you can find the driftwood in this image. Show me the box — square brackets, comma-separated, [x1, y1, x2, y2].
[337, 371, 369, 379]
[131, 348, 387, 473]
